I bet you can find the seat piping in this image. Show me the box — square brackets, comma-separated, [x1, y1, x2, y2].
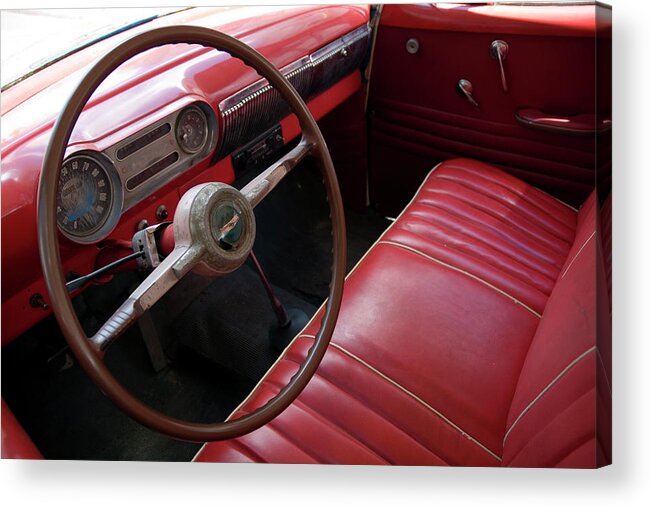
[378, 240, 542, 318]
[302, 335, 503, 462]
[191, 163, 444, 462]
[560, 230, 596, 279]
[503, 346, 597, 445]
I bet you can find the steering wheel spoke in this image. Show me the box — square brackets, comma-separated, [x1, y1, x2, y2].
[90, 244, 203, 352]
[241, 135, 314, 208]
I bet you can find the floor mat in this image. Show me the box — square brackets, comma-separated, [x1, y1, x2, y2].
[1, 315, 252, 461]
[173, 263, 317, 383]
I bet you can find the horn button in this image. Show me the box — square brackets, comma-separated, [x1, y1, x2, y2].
[174, 182, 256, 277]
[211, 202, 244, 250]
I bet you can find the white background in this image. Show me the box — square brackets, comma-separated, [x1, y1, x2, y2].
[1, 0, 649, 506]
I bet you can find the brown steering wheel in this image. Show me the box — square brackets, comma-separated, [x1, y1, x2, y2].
[37, 26, 347, 442]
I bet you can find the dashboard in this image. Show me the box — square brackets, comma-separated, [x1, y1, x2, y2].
[54, 23, 369, 246]
[0, 5, 370, 344]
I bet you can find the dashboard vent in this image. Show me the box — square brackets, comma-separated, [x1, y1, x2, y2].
[216, 25, 370, 160]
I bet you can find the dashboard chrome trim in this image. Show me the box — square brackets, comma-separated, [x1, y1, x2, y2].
[216, 24, 370, 159]
[219, 55, 312, 115]
[102, 101, 217, 214]
[310, 24, 369, 64]
[56, 25, 367, 245]
[220, 25, 369, 114]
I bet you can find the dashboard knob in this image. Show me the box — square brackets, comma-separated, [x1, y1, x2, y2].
[135, 219, 149, 232]
[406, 38, 419, 55]
[156, 205, 169, 221]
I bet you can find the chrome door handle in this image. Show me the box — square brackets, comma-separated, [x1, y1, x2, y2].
[457, 79, 479, 109]
[490, 40, 509, 93]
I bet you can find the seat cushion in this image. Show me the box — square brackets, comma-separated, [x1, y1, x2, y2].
[501, 191, 611, 467]
[199, 336, 500, 465]
[382, 158, 577, 316]
[195, 158, 598, 466]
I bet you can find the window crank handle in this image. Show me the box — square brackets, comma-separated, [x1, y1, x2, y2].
[457, 79, 480, 109]
[490, 40, 509, 93]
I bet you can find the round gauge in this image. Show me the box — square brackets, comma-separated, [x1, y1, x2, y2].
[56, 153, 119, 242]
[176, 105, 209, 154]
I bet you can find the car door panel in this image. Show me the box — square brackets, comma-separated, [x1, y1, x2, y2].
[368, 3, 611, 214]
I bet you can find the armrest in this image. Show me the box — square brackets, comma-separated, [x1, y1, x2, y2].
[516, 108, 611, 135]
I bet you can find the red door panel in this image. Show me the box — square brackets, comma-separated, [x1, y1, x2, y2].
[368, 3, 611, 214]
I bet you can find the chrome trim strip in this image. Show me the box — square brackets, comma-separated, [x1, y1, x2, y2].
[219, 25, 370, 116]
[219, 56, 313, 115]
[309, 24, 368, 65]
[103, 100, 217, 213]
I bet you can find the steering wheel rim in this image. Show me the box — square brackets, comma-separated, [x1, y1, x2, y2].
[37, 26, 347, 442]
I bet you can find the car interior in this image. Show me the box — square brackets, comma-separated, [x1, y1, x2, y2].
[1, 3, 611, 467]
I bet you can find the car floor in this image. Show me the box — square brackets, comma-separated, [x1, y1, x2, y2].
[1, 161, 389, 461]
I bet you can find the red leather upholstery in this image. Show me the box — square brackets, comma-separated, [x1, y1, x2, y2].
[501, 192, 610, 466]
[195, 159, 607, 467]
[381, 158, 576, 316]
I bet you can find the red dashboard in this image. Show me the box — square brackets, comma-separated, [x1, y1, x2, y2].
[0, 5, 370, 344]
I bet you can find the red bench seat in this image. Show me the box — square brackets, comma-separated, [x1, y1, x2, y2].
[195, 158, 610, 467]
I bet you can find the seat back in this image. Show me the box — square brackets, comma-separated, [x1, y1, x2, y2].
[502, 192, 611, 467]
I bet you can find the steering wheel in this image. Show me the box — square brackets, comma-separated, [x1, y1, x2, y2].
[37, 26, 347, 442]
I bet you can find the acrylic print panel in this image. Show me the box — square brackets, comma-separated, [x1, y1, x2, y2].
[1, 2, 611, 468]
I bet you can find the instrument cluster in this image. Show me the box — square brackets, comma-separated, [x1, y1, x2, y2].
[56, 102, 216, 243]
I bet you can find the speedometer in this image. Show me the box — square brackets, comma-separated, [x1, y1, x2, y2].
[56, 153, 120, 243]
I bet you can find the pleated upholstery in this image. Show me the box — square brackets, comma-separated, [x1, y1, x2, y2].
[195, 159, 605, 467]
[199, 337, 499, 465]
[382, 159, 576, 315]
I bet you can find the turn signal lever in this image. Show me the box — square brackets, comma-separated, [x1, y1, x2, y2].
[65, 250, 144, 293]
[65, 224, 174, 293]
[132, 222, 173, 269]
